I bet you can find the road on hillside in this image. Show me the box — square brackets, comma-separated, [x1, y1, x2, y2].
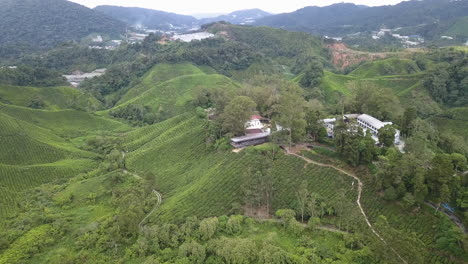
[285, 147, 407, 264]
[426, 202, 467, 234]
[121, 151, 162, 230]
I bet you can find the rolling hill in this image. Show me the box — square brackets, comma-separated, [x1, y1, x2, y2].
[112, 63, 239, 120]
[256, 0, 468, 41]
[0, 0, 126, 50]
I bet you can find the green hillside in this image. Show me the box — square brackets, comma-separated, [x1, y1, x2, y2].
[0, 0, 125, 50]
[0, 84, 101, 110]
[350, 58, 421, 78]
[430, 107, 468, 141]
[117, 63, 209, 105]
[0, 97, 129, 218]
[0, 22, 466, 263]
[318, 68, 423, 105]
[445, 16, 468, 38]
[0, 103, 128, 136]
[113, 64, 240, 120]
[123, 115, 359, 223]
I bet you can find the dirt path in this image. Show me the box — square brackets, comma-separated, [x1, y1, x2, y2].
[285, 147, 407, 264]
[139, 189, 162, 230]
[121, 151, 162, 230]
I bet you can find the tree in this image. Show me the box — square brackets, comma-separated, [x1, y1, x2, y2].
[427, 154, 454, 211]
[306, 193, 319, 219]
[378, 125, 396, 148]
[221, 96, 257, 136]
[226, 215, 243, 235]
[423, 65, 449, 104]
[299, 60, 324, 88]
[359, 132, 378, 164]
[296, 181, 309, 222]
[413, 168, 428, 203]
[275, 209, 296, 227]
[305, 109, 326, 142]
[400, 107, 417, 137]
[199, 217, 218, 241]
[178, 241, 206, 264]
[348, 83, 401, 120]
[450, 153, 467, 172]
[258, 244, 291, 264]
[276, 82, 306, 146]
[243, 156, 275, 214]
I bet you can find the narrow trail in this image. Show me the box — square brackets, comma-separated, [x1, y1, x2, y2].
[121, 151, 162, 230]
[285, 147, 407, 264]
[138, 190, 162, 230]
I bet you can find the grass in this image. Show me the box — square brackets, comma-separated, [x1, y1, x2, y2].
[0, 102, 128, 218]
[113, 64, 240, 119]
[445, 16, 468, 38]
[0, 102, 129, 137]
[0, 159, 93, 217]
[319, 69, 423, 104]
[350, 57, 421, 78]
[0, 84, 101, 111]
[123, 114, 358, 224]
[117, 63, 209, 104]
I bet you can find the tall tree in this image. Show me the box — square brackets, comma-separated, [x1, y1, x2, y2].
[427, 154, 455, 211]
[221, 96, 257, 136]
[296, 181, 309, 222]
[400, 107, 417, 137]
[299, 60, 324, 88]
[276, 82, 306, 145]
[378, 125, 396, 148]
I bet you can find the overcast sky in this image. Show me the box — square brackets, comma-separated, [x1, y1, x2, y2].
[69, 0, 407, 16]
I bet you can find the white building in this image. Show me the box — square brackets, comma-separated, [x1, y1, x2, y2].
[63, 69, 106, 87]
[321, 114, 401, 145]
[172, 32, 214, 42]
[356, 114, 400, 144]
[322, 118, 337, 138]
[245, 115, 265, 134]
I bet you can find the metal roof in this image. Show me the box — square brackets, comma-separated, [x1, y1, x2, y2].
[231, 132, 270, 143]
[357, 114, 392, 130]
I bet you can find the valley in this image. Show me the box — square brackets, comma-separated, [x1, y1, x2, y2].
[0, 0, 467, 263]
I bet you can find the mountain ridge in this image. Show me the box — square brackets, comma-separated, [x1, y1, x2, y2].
[256, 0, 468, 41]
[0, 0, 126, 49]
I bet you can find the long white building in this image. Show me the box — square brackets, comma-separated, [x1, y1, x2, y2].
[323, 114, 401, 145]
[356, 114, 400, 144]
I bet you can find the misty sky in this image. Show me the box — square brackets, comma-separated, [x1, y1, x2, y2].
[69, 0, 407, 16]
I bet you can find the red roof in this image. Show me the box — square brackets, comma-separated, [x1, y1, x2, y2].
[251, 115, 262, 120]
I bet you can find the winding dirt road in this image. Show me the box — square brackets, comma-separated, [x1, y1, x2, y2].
[285, 147, 407, 264]
[121, 151, 162, 230]
[138, 189, 162, 230]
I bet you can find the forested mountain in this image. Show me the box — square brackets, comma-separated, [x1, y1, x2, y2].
[0, 0, 125, 51]
[199, 9, 271, 25]
[0, 2, 467, 261]
[257, 0, 468, 40]
[93, 6, 271, 30]
[94, 5, 198, 30]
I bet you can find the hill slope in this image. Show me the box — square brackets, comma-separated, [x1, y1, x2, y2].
[0, 0, 125, 49]
[257, 0, 468, 41]
[112, 63, 239, 120]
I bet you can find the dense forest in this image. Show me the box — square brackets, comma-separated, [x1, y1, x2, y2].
[0, 0, 125, 53]
[257, 0, 468, 43]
